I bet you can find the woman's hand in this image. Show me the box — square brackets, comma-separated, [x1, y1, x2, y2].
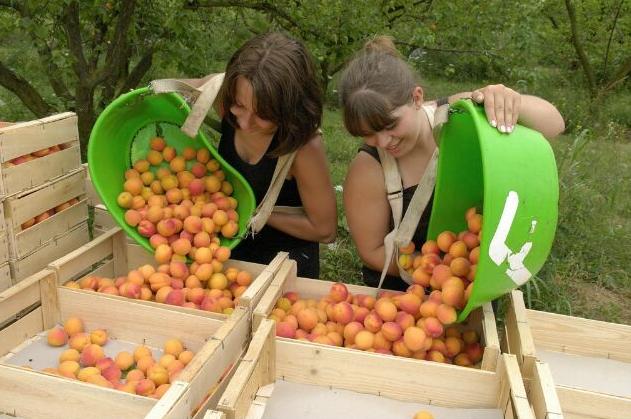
[471, 84, 521, 134]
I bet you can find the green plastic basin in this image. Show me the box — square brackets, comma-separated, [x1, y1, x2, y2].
[88, 87, 256, 254]
[429, 100, 559, 321]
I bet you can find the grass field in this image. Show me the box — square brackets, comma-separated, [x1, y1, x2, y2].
[319, 82, 631, 324]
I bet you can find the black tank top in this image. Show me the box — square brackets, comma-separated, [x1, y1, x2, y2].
[358, 144, 435, 290]
[218, 119, 319, 277]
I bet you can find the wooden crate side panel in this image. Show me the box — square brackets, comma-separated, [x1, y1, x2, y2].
[2, 145, 81, 196]
[252, 259, 297, 330]
[173, 307, 251, 414]
[0, 307, 43, 356]
[275, 338, 500, 408]
[556, 386, 631, 419]
[528, 362, 564, 419]
[10, 198, 88, 259]
[526, 309, 631, 362]
[497, 354, 534, 419]
[0, 112, 78, 162]
[0, 269, 54, 326]
[10, 222, 89, 282]
[83, 163, 102, 206]
[218, 318, 276, 419]
[4, 168, 85, 228]
[0, 233, 9, 264]
[236, 252, 288, 310]
[126, 241, 157, 268]
[93, 204, 117, 230]
[48, 227, 118, 283]
[0, 364, 155, 419]
[57, 287, 223, 350]
[504, 290, 537, 378]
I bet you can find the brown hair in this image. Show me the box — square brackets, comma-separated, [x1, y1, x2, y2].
[221, 32, 323, 156]
[339, 36, 418, 137]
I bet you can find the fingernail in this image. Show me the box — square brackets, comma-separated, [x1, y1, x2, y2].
[508, 125, 514, 133]
[490, 120, 497, 127]
[499, 125, 506, 133]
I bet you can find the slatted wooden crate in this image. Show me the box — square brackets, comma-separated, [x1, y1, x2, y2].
[4, 168, 88, 260]
[213, 318, 535, 419]
[9, 221, 89, 284]
[48, 227, 285, 320]
[92, 203, 120, 238]
[83, 162, 102, 207]
[0, 112, 82, 197]
[0, 268, 251, 419]
[253, 259, 501, 372]
[505, 290, 630, 419]
[0, 232, 9, 265]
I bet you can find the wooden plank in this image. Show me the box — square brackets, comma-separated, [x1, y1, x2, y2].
[48, 227, 117, 284]
[237, 252, 288, 310]
[83, 162, 102, 206]
[527, 309, 631, 362]
[4, 167, 85, 229]
[144, 380, 190, 419]
[0, 307, 43, 356]
[275, 338, 500, 408]
[529, 362, 563, 419]
[204, 411, 227, 419]
[217, 318, 275, 419]
[0, 363, 155, 419]
[252, 259, 297, 330]
[126, 240, 155, 268]
[0, 234, 9, 264]
[57, 287, 223, 350]
[504, 290, 538, 378]
[10, 221, 89, 282]
[499, 354, 534, 419]
[0, 263, 11, 292]
[9, 198, 88, 259]
[0, 112, 78, 162]
[0, 269, 51, 325]
[93, 204, 118, 230]
[168, 307, 251, 415]
[1, 145, 81, 196]
[556, 386, 631, 419]
[39, 269, 59, 329]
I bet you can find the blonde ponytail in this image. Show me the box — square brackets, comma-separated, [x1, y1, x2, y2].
[363, 35, 401, 58]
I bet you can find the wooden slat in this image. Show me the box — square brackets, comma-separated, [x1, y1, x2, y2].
[1, 145, 81, 196]
[0, 269, 52, 325]
[57, 287, 223, 350]
[237, 252, 288, 310]
[0, 307, 43, 356]
[527, 309, 631, 362]
[499, 354, 534, 419]
[0, 112, 78, 162]
[10, 221, 89, 282]
[9, 198, 88, 259]
[48, 227, 118, 284]
[556, 386, 631, 419]
[218, 319, 276, 419]
[529, 362, 564, 419]
[0, 263, 11, 292]
[504, 290, 538, 378]
[0, 363, 156, 419]
[165, 307, 251, 416]
[276, 338, 500, 408]
[4, 167, 86, 228]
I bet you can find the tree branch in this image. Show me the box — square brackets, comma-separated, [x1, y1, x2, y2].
[120, 49, 154, 94]
[0, 61, 54, 117]
[395, 41, 501, 58]
[564, 0, 597, 95]
[62, 1, 90, 81]
[603, 0, 624, 79]
[604, 55, 631, 91]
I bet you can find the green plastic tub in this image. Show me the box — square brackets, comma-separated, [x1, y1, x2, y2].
[87, 87, 256, 254]
[429, 100, 559, 321]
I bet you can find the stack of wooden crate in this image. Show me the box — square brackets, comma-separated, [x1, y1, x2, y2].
[0, 113, 89, 285]
[83, 162, 121, 238]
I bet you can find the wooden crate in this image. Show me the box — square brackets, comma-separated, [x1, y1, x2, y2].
[0, 112, 82, 197]
[4, 168, 88, 259]
[214, 318, 534, 419]
[10, 221, 89, 284]
[48, 227, 287, 319]
[92, 203, 120, 238]
[0, 268, 251, 419]
[505, 290, 631, 419]
[0, 263, 10, 292]
[253, 259, 501, 372]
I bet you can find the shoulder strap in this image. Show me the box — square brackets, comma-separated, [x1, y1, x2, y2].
[149, 73, 225, 138]
[376, 104, 445, 289]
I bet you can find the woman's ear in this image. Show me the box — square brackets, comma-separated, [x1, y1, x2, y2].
[412, 86, 424, 108]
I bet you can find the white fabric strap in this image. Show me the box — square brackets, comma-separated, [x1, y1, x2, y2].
[149, 73, 225, 138]
[376, 104, 445, 289]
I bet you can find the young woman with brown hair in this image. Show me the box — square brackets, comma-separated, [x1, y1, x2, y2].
[339, 36, 564, 290]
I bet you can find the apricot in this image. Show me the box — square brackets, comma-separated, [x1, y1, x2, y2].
[178, 350, 194, 365]
[80, 344, 105, 367]
[363, 312, 384, 333]
[90, 329, 108, 346]
[468, 214, 483, 233]
[58, 360, 80, 378]
[469, 247, 480, 264]
[375, 299, 397, 322]
[164, 339, 184, 357]
[127, 369, 145, 381]
[414, 410, 435, 419]
[381, 322, 403, 342]
[395, 311, 415, 331]
[136, 378, 156, 396]
[69, 333, 91, 352]
[276, 321, 297, 338]
[436, 304, 458, 325]
[466, 342, 483, 363]
[392, 339, 412, 357]
[214, 246, 230, 262]
[332, 302, 354, 325]
[436, 231, 457, 253]
[403, 327, 426, 352]
[296, 308, 318, 332]
[221, 220, 239, 238]
[354, 330, 374, 350]
[59, 348, 80, 363]
[397, 293, 421, 316]
[47, 327, 68, 347]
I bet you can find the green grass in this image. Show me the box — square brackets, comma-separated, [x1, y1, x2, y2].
[319, 84, 631, 324]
